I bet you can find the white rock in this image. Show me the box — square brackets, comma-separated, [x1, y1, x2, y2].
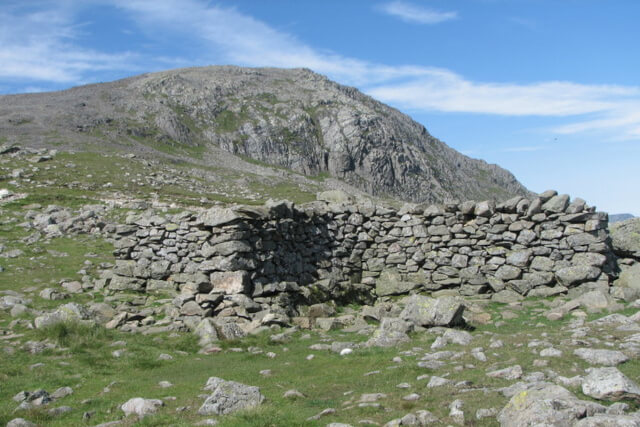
[487, 365, 523, 380]
[120, 397, 164, 417]
[582, 367, 640, 401]
[574, 348, 630, 366]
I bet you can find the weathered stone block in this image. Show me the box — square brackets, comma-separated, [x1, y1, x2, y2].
[210, 271, 251, 295]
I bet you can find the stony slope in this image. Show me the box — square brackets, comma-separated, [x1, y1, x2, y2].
[0, 66, 529, 204]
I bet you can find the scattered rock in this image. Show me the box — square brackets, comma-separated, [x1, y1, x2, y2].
[574, 348, 629, 366]
[498, 382, 606, 426]
[120, 397, 164, 417]
[582, 367, 640, 402]
[487, 365, 523, 380]
[198, 377, 265, 415]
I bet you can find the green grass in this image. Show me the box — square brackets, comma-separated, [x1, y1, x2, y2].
[215, 110, 245, 133]
[2, 281, 640, 426]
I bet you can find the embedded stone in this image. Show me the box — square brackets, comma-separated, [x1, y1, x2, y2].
[210, 271, 251, 295]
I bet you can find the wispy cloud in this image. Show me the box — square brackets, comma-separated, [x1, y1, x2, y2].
[367, 72, 639, 116]
[367, 72, 640, 140]
[0, 4, 139, 88]
[378, 1, 458, 24]
[1, 0, 639, 141]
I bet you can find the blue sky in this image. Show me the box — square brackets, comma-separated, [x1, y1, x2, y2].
[1, 0, 639, 214]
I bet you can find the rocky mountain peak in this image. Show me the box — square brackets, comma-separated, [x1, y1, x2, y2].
[0, 66, 530, 203]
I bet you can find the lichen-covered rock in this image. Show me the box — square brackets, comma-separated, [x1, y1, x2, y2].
[555, 265, 601, 287]
[574, 349, 629, 366]
[193, 318, 219, 346]
[582, 368, 640, 402]
[365, 317, 412, 347]
[610, 218, 640, 258]
[613, 264, 640, 301]
[400, 295, 465, 327]
[198, 377, 265, 415]
[375, 269, 419, 297]
[34, 303, 93, 329]
[498, 382, 606, 426]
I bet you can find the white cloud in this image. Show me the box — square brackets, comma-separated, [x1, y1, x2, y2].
[367, 72, 639, 116]
[0, 4, 140, 87]
[1, 0, 639, 141]
[379, 1, 457, 24]
[367, 72, 640, 140]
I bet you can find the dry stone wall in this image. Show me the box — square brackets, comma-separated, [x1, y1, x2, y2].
[101, 190, 617, 330]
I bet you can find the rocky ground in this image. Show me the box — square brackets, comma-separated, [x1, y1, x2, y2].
[0, 66, 529, 204]
[2, 147, 640, 426]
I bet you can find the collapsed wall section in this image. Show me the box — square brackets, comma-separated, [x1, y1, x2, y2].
[100, 191, 617, 331]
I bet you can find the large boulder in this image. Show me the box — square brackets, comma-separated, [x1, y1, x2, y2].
[573, 348, 629, 366]
[365, 317, 412, 347]
[210, 271, 251, 295]
[555, 265, 601, 287]
[400, 295, 465, 327]
[34, 303, 93, 329]
[498, 382, 605, 426]
[610, 218, 640, 258]
[375, 269, 419, 297]
[198, 377, 265, 415]
[193, 318, 219, 346]
[582, 367, 640, 402]
[613, 264, 640, 301]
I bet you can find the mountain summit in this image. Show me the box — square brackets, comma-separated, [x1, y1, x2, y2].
[0, 66, 529, 203]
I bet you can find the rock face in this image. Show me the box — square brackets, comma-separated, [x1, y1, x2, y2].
[0, 66, 529, 204]
[102, 191, 616, 332]
[198, 377, 265, 415]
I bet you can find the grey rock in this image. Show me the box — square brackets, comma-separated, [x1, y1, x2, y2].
[441, 329, 473, 346]
[6, 419, 37, 427]
[199, 377, 265, 415]
[575, 414, 640, 426]
[495, 265, 522, 281]
[193, 318, 219, 346]
[582, 368, 640, 402]
[474, 200, 495, 218]
[498, 382, 606, 427]
[210, 271, 251, 295]
[400, 295, 465, 327]
[34, 302, 92, 329]
[120, 397, 164, 417]
[51, 386, 74, 399]
[487, 365, 523, 380]
[555, 265, 601, 287]
[610, 218, 640, 258]
[366, 317, 412, 347]
[613, 264, 640, 301]
[542, 194, 570, 213]
[48, 406, 73, 417]
[376, 269, 419, 297]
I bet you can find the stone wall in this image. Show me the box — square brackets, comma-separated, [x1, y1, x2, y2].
[100, 190, 617, 330]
